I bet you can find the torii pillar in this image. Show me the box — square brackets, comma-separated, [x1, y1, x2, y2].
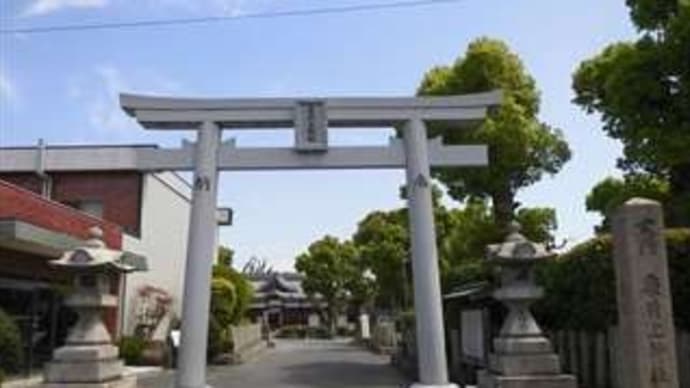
[177, 121, 221, 388]
[404, 118, 455, 387]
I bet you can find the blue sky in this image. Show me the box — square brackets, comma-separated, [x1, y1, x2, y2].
[1, 0, 636, 271]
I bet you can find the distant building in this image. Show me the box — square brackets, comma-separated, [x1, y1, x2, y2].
[247, 272, 325, 329]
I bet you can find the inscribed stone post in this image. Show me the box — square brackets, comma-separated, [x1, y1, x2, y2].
[612, 198, 678, 388]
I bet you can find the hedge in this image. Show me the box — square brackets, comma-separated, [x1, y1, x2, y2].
[534, 228, 690, 331]
[0, 308, 23, 375]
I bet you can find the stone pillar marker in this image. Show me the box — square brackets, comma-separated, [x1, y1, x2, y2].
[479, 222, 576, 388]
[612, 198, 679, 388]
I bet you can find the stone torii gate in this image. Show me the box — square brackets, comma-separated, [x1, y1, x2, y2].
[119, 91, 500, 388]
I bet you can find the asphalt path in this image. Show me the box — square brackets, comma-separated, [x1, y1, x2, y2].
[140, 338, 408, 388]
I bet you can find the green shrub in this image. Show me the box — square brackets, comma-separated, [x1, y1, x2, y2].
[212, 266, 253, 324]
[0, 308, 23, 375]
[307, 326, 332, 339]
[276, 325, 306, 338]
[534, 228, 690, 331]
[208, 277, 237, 358]
[118, 336, 146, 365]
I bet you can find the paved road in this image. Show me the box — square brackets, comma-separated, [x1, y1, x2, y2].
[140, 338, 408, 388]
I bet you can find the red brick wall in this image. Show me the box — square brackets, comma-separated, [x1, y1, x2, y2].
[0, 179, 123, 249]
[0, 171, 142, 237]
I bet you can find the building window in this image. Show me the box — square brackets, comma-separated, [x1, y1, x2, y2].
[66, 200, 104, 218]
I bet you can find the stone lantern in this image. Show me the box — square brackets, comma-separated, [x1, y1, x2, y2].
[43, 227, 136, 388]
[478, 222, 575, 388]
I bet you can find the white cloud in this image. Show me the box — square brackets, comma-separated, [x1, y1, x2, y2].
[24, 0, 109, 16]
[69, 65, 182, 137]
[23, 0, 266, 17]
[0, 71, 16, 103]
[143, 0, 247, 15]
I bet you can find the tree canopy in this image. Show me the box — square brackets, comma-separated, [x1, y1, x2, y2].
[440, 199, 558, 289]
[295, 236, 365, 333]
[417, 37, 571, 230]
[572, 0, 690, 225]
[585, 174, 670, 232]
[353, 209, 410, 311]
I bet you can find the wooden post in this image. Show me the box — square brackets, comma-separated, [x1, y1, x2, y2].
[612, 198, 679, 388]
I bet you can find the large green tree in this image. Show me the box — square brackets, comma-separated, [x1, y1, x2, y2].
[418, 38, 571, 230]
[353, 185, 455, 311]
[573, 0, 690, 225]
[353, 209, 410, 311]
[295, 236, 361, 334]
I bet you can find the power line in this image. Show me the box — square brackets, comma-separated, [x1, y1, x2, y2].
[0, 0, 466, 35]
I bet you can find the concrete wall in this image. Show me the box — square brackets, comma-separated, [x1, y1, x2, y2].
[122, 172, 191, 335]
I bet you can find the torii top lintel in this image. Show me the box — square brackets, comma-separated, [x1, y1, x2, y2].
[120, 90, 501, 129]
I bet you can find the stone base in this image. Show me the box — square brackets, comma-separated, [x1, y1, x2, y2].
[494, 337, 552, 354]
[480, 334, 576, 388]
[44, 344, 128, 385]
[43, 375, 137, 388]
[489, 353, 561, 375]
[45, 358, 125, 383]
[409, 383, 459, 388]
[478, 372, 576, 388]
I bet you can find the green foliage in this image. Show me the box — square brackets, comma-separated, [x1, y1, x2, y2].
[118, 336, 146, 366]
[275, 325, 306, 339]
[418, 37, 571, 228]
[295, 236, 363, 332]
[0, 308, 23, 375]
[572, 1, 690, 225]
[534, 228, 690, 331]
[626, 0, 684, 31]
[208, 277, 236, 357]
[212, 265, 253, 324]
[586, 174, 670, 232]
[207, 264, 253, 358]
[441, 200, 557, 289]
[353, 209, 409, 311]
[217, 246, 234, 267]
[352, 186, 460, 310]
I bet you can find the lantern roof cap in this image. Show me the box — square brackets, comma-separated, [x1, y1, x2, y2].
[486, 222, 553, 262]
[51, 227, 135, 272]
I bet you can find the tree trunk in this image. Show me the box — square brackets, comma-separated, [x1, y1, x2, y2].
[491, 189, 516, 233]
[328, 305, 337, 337]
[667, 163, 690, 227]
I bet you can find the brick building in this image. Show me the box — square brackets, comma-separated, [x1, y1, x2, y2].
[0, 144, 201, 371]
